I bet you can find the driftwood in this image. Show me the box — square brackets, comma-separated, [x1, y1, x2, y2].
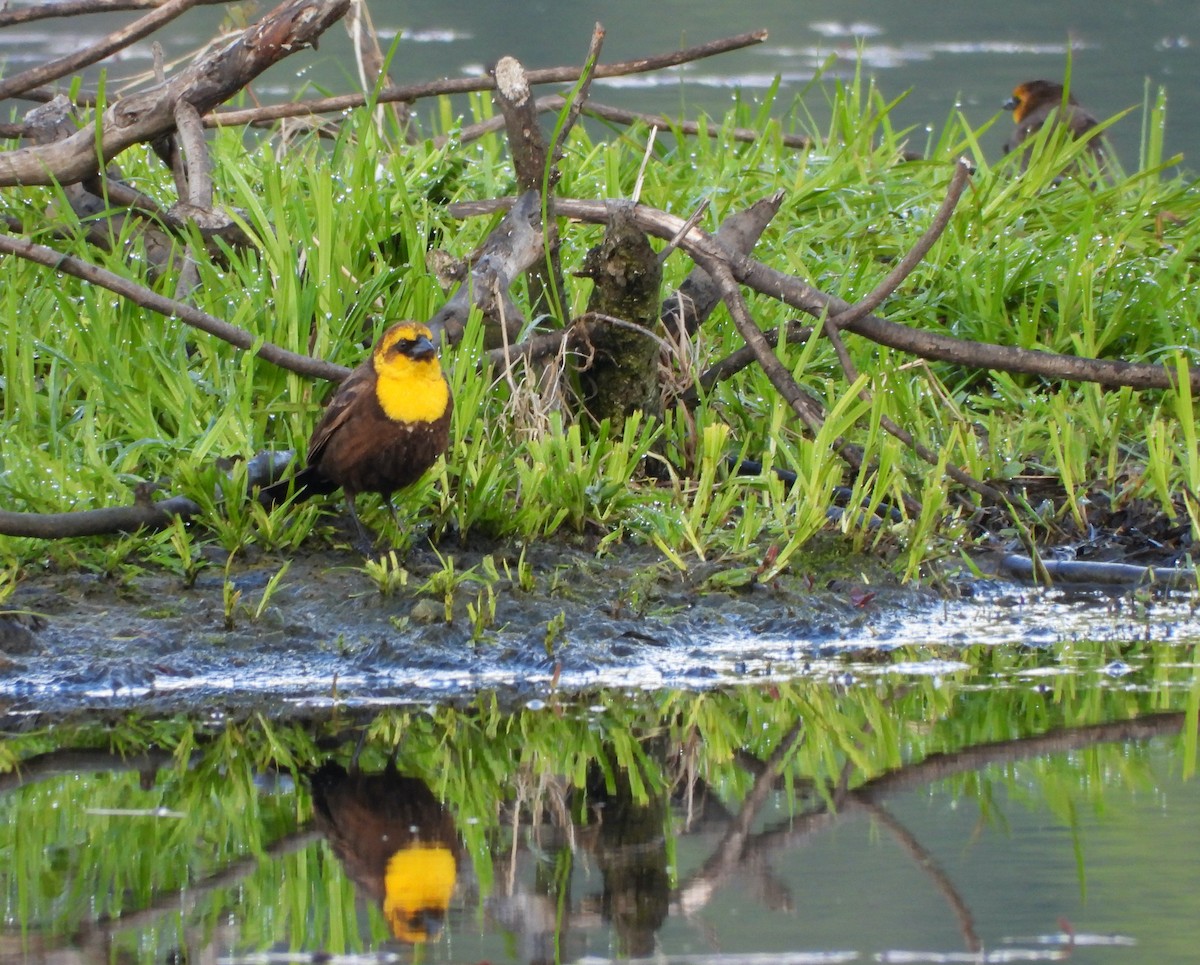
[0, 0, 351, 187]
[425, 191, 546, 346]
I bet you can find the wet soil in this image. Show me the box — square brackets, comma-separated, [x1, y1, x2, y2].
[4, 532, 1199, 720]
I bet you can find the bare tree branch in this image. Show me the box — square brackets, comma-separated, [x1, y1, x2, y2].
[0, 0, 352, 187]
[206, 29, 769, 128]
[495, 196, 1200, 393]
[0, 0, 202, 101]
[547, 22, 606, 170]
[828, 157, 973, 329]
[0, 451, 291, 538]
[0, 0, 230, 29]
[0, 230, 349, 381]
[442, 95, 815, 151]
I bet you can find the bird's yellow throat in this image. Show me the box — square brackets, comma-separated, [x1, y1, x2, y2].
[372, 324, 450, 425]
[373, 355, 450, 424]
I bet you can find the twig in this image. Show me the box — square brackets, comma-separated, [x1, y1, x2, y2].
[444, 94, 814, 152]
[0, 231, 349, 381]
[707, 258, 879, 493]
[0, 0, 230, 28]
[684, 321, 814, 404]
[809, 160, 1002, 504]
[0, 451, 292, 539]
[0, 0, 201, 101]
[579, 311, 675, 355]
[657, 198, 708, 264]
[0, 0, 352, 187]
[547, 22, 606, 172]
[345, 0, 405, 134]
[489, 196, 1200, 393]
[206, 29, 770, 128]
[828, 157, 973, 329]
[821, 317, 1002, 504]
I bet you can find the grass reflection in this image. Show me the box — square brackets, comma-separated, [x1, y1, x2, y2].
[0, 644, 1196, 962]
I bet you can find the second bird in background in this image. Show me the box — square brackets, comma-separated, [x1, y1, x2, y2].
[1002, 79, 1108, 173]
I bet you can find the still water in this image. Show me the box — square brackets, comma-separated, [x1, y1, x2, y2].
[2, 660, 1198, 964]
[358, 0, 1200, 167]
[3, 0, 1200, 166]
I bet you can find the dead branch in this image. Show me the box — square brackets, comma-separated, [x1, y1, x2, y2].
[21, 96, 142, 251]
[829, 158, 974, 329]
[426, 190, 546, 346]
[0, 451, 291, 539]
[443, 95, 815, 152]
[171, 97, 212, 297]
[816, 160, 1004, 504]
[0, 0, 202, 102]
[523, 197, 1200, 393]
[205, 29, 769, 129]
[493, 57, 551, 192]
[684, 321, 815, 404]
[0, 0, 230, 29]
[707, 255, 880, 494]
[0, 230, 349, 381]
[492, 55, 567, 321]
[0, 0, 351, 187]
[548, 23, 606, 170]
[661, 191, 785, 337]
[345, 0, 407, 134]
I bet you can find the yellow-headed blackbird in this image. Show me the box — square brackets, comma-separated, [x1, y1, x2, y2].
[260, 320, 452, 551]
[310, 762, 459, 943]
[1002, 80, 1106, 170]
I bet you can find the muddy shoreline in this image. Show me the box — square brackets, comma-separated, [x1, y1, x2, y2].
[2, 535, 1198, 721]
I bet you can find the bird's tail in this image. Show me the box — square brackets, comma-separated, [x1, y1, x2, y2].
[257, 465, 338, 508]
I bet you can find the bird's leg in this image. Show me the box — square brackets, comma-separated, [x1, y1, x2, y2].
[383, 495, 404, 541]
[343, 495, 376, 556]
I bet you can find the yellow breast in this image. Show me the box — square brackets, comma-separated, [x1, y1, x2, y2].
[373, 356, 450, 425]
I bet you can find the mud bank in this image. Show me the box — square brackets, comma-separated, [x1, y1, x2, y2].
[2, 537, 1198, 718]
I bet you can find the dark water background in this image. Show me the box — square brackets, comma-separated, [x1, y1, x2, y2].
[3, 0, 1200, 168]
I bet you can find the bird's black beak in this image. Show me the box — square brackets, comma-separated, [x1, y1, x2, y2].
[1002, 96, 1019, 112]
[410, 335, 436, 360]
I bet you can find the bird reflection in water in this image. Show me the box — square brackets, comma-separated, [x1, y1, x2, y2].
[309, 762, 459, 943]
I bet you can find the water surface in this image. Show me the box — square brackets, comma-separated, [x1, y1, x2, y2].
[4, 0, 1197, 167]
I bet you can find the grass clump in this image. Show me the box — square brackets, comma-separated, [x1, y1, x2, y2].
[2, 74, 1200, 585]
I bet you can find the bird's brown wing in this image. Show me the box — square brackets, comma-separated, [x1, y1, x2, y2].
[306, 359, 375, 470]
